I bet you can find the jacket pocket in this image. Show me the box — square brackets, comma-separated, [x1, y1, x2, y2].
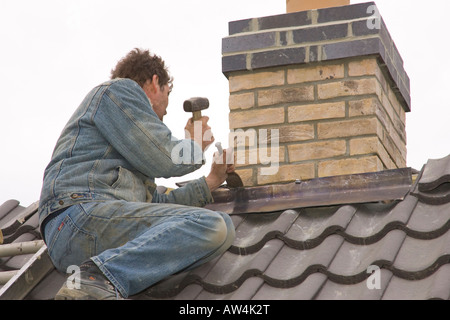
[111, 166, 147, 202]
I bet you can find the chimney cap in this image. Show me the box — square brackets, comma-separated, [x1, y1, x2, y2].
[286, 0, 350, 13]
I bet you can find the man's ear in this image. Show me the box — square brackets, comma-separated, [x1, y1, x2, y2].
[151, 75, 160, 92]
[144, 75, 160, 94]
[143, 75, 159, 101]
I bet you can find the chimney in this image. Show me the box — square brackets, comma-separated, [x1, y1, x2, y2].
[222, 1, 410, 187]
[286, 0, 350, 13]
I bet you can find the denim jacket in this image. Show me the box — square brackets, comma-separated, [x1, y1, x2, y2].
[38, 78, 212, 231]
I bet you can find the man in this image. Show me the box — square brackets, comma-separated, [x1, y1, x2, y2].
[38, 48, 236, 299]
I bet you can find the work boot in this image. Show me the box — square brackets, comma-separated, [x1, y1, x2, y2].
[55, 260, 123, 300]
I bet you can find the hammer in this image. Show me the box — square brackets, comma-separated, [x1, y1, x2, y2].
[183, 97, 209, 122]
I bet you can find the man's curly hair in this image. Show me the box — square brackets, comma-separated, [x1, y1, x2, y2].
[111, 48, 173, 90]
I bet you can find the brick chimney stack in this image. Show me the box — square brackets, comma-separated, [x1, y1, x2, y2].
[287, 0, 350, 12]
[222, 1, 410, 186]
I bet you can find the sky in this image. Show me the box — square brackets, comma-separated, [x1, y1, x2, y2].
[0, 0, 449, 207]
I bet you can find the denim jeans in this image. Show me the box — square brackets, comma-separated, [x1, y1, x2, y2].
[44, 201, 235, 298]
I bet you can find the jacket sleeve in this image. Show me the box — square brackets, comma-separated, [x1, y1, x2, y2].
[92, 79, 204, 179]
[151, 177, 214, 207]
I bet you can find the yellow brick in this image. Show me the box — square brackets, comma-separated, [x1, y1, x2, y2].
[229, 107, 285, 129]
[233, 168, 254, 187]
[350, 95, 406, 157]
[348, 98, 407, 155]
[287, 64, 344, 84]
[350, 137, 396, 169]
[257, 163, 315, 185]
[228, 128, 258, 148]
[388, 86, 404, 117]
[317, 78, 379, 100]
[258, 86, 314, 106]
[378, 90, 396, 126]
[348, 98, 379, 117]
[348, 58, 382, 79]
[288, 101, 345, 122]
[229, 92, 254, 110]
[317, 117, 382, 139]
[288, 140, 346, 162]
[399, 105, 406, 125]
[385, 119, 407, 157]
[379, 131, 407, 167]
[229, 70, 285, 92]
[235, 146, 285, 167]
[257, 124, 314, 144]
[318, 156, 383, 177]
[277, 124, 315, 143]
[349, 136, 378, 154]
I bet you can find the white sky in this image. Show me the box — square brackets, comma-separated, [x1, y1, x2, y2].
[1, 0, 449, 207]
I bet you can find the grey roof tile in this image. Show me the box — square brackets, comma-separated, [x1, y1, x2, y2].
[412, 155, 450, 205]
[345, 196, 416, 239]
[196, 277, 265, 300]
[204, 240, 283, 286]
[392, 231, 450, 274]
[1, 204, 41, 271]
[382, 264, 450, 300]
[406, 201, 450, 234]
[253, 273, 327, 300]
[418, 154, 450, 192]
[23, 269, 65, 300]
[284, 205, 355, 243]
[231, 210, 298, 251]
[173, 284, 203, 300]
[143, 239, 285, 299]
[263, 235, 344, 282]
[137, 158, 450, 300]
[316, 269, 393, 300]
[0, 200, 20, 222]
[328, 230, 406, 277]
[2, 155, 450, 300]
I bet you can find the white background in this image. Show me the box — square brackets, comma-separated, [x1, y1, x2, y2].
[1, 0, 449, 206]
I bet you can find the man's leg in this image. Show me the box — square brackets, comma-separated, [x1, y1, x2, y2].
[45, 200, 235, 299]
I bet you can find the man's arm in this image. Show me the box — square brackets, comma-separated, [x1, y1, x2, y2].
[151, 149, 235, 207]
[152, 177, 213, 207]
[93, 79, 204, 178]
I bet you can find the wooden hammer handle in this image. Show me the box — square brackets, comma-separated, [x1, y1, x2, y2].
[192, 110, 202, 121]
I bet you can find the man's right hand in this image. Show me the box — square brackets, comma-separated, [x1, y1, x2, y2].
[205, 148, 235, 192]
[184, 116, 214, 152]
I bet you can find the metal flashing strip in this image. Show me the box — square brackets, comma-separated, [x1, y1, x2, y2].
[206, 168, 412, 214]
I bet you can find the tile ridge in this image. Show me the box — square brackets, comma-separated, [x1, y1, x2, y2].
[0, 200, 20, 222]
[418, 154, 450, 192]
[410, 159, 450, 205]
[142, 254, 450, 299]
[380, 186, 420, 299]
[411, 189, 450, 205]
[390, 254, 450, 281]
[227, 218, 449, 256]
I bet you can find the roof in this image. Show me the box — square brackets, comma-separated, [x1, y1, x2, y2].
[1, 154, 449, 300]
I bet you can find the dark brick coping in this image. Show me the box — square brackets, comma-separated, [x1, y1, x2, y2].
[222, 2, 411, 112]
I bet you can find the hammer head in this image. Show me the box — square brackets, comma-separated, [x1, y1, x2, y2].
[183, 97, 209, 121]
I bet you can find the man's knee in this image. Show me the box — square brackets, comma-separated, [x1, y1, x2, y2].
[200, 210, 235, 249]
